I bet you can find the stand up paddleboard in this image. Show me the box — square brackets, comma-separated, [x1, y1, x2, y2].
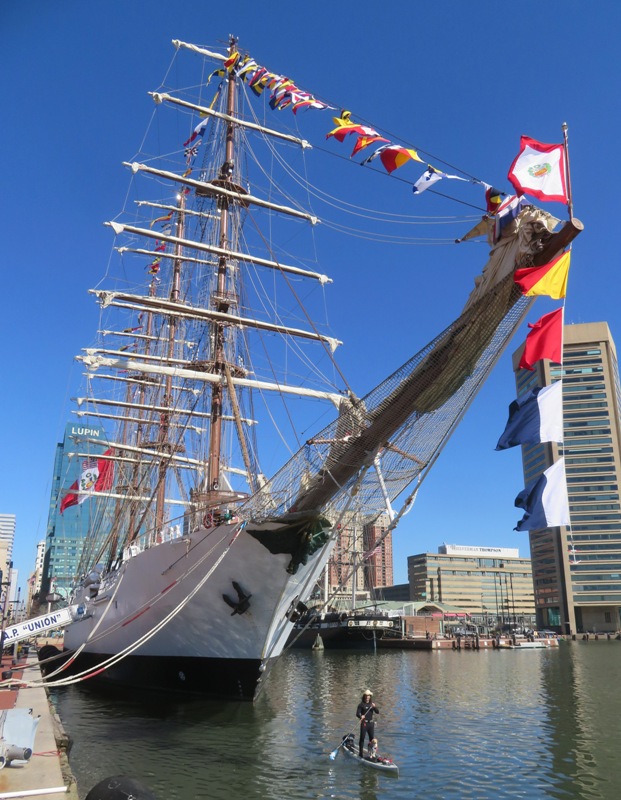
[341, 735, 399, 776]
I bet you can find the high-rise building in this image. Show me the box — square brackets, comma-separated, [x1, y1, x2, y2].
[407, 544, 536, 623]
[0, 513, 15, 569]
[26, 540, 46, 613]
[0, 514, 16, 617]
[326, 513, 394, 604]
[34, 540, 45, 586]
[42, 422, 108, 597]
[362, 513, 393, 591]
[511, 321, 621, 634]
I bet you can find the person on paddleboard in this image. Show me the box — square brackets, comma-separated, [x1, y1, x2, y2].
[356, 689, 379, 758]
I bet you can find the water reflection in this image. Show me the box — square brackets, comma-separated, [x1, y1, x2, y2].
[50, 643, 621, 799]
[539, 641, 621, 799]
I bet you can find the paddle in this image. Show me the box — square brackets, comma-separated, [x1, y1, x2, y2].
[329, 734, 351, 760]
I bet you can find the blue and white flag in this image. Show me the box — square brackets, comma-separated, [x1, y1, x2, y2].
[413, 167, 443, 194]
[413, 166, 469, 194]
[496, 381, 563, 450]
[514, 457, 570, 532]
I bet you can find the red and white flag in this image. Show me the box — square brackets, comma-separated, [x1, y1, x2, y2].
[60, 449, 114, 514]
[507, 135, 568, 203]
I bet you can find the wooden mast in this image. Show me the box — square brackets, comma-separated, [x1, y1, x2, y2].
[154, 191, 186, 534]
[205, 35, 241, 506]
[127, 278, 157, 544]
[124, 193, 187, 544]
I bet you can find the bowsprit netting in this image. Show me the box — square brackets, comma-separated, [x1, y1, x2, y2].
[242, 275, 530, 526]
[240, 205, 571, 527]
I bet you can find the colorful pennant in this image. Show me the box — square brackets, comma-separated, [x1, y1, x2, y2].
[514, 251, 571, 300]
[207, 50, 331, 117]
[149, 212, 173, 229]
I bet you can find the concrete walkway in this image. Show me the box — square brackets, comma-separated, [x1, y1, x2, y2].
[0, 650, 78, 800]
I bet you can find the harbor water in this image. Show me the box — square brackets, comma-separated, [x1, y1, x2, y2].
[50, 641, 621, 800]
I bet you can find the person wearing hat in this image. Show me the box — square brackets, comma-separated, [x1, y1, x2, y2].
[356, 689, 379, 758]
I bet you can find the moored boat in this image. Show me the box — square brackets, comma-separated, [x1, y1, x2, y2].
[287, 608, 399, 650]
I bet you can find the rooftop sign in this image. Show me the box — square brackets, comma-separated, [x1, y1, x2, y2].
[439, 544, 520, 558]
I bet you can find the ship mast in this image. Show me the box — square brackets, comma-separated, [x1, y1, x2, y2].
[127, 278, 157, 544]
[205, 36, 245, 507]
[77, 36, 336, 546]
[154, 191, 186, 532]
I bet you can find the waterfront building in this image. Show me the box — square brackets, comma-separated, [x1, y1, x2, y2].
[407, 544, 536, 625]
[511, 321, 621, 634]
[379, 583, 410, 601]
[326, 513, 394, 605]
[26, 540, 46, 613]
[42, 422, 108, 598]
[0, 514, 15, 577]
[0, 513, 16, 623]
[34, 540, 45, 588]
[362, 513, 394, 591]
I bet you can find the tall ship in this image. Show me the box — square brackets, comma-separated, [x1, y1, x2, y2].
[47, 38, 581, 699]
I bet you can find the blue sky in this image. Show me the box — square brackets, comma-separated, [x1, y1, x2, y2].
[1, 1, 619, 590]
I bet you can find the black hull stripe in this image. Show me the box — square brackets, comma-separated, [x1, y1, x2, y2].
[43, 649, 275, 701]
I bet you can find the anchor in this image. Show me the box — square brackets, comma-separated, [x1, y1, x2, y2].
[222, 580, 252, 616]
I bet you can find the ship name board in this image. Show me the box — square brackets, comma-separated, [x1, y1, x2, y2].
[3, 607, 75, 643]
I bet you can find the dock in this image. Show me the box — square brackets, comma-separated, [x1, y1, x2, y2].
[377, 635, 560, 650]
[0, 644, 78, 800]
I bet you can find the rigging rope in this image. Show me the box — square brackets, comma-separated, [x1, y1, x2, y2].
[12, 526, 243, 690]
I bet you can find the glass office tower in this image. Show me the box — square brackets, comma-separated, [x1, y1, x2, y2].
[42, 422, 108, 598]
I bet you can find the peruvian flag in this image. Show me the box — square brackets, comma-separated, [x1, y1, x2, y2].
[507, 135, 568, 203]
[60, 449, 114, 514]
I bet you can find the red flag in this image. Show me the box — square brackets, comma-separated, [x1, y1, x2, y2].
[519, 308, 563, 371]
[60, 449, 114, 514]
[96, 449, 114, 491]
[60, 478, 80, 514]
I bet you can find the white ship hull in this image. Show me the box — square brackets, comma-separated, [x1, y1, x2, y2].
[61, 521, 332, 699]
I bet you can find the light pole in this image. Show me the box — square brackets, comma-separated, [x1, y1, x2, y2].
[480, 593, 487, 632]
[12, 587, 22, 659]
